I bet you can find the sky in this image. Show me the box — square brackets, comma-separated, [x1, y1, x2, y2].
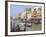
[10, 4, 40, 16]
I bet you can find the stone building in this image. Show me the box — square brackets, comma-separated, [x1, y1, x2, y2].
[31, 8, 42, 24]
